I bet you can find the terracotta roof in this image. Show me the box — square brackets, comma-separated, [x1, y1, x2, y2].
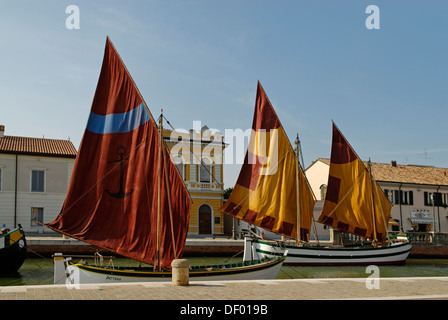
[315, 158, 448, 187]
[0, 136, 77, 158]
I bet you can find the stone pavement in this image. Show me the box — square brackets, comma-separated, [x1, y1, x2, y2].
[1, 277, 448, 300]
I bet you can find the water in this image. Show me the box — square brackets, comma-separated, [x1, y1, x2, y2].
[1, 257, 448, 286]
[277, 259, 448, 279]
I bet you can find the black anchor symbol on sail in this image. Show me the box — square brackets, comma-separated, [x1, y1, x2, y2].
[106, 146, 134, 199]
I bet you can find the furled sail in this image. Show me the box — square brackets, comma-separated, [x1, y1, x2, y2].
[220, 82, 315, 241]
[317, 122, 391, 243]
[45, 38, 191, 268]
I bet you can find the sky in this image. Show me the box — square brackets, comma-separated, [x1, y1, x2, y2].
[1, 0, 447, 188]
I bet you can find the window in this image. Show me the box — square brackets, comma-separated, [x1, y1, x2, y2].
[320, 184, 327, 201]
[427, 192, 432, 205]
[384, 189, 394, 203]
[424, 192, 432, 206]
[172, 155, 185, 180]
[199, 158, 212, 183]
[31, 170, 45, 192]
[392, 190, 413, 205]
[31, 207, 44, 226]
[434, 192, 444, 207]
[176, 163, 185, 180]
[425, 192, 447, 207]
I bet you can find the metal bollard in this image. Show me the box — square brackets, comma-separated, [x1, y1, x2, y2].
[171, 259, 190, 286]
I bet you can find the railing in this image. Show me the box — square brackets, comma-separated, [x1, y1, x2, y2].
[405, 232, 448, 245]
[332, 229, 448, 245]
[331, 230, 370, 246]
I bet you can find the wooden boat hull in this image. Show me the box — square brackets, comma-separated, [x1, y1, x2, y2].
[54, 254, 286, 284]
[0, 226, 27, 274]
[246, 238, 412, 266]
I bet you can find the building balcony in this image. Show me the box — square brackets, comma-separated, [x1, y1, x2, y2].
[186, 181, 223, 192]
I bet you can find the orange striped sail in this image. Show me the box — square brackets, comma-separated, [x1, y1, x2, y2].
[317, 123, 391, 243]
[220, 82, 315, 241]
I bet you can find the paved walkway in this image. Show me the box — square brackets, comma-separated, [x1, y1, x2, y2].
[1, 277, 448, 300]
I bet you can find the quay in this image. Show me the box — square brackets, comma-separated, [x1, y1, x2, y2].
[26, 234, 448, 258]
[26, 235, 246, 257]
[1, 277, 448, 301]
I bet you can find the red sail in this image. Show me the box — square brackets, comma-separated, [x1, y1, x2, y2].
[45, 38, 190, 268]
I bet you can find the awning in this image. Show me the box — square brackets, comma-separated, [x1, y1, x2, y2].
[409, 218, 433, 224]
[388, 218, 399, 226]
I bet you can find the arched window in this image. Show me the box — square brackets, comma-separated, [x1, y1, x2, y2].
[320, 184, 327, 201]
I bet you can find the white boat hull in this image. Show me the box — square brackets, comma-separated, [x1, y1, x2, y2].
[54, 254, 286, 284]
[246, 238, 412, 266]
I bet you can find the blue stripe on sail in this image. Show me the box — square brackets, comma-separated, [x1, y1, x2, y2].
[86, 103, 150, 134]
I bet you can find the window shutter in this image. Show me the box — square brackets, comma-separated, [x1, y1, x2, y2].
[394, 190, 400, 205]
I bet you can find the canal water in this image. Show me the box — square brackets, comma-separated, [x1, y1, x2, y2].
[1, 257, 448, 286]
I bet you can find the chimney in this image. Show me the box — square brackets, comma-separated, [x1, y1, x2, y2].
[0, 125, 4, 138]
[391, 160, 397, 167]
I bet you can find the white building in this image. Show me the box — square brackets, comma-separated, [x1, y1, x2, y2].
[305, 158, 448, 238]
[0, 126, 77, 233]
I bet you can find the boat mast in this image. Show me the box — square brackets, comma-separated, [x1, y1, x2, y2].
[155, 109, 163, 271]
[368, 158, 378, 247]
[295, 134, 301, 246]
[162, 128, 177, 258]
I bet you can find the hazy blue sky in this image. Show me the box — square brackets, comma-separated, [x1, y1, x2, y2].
[1, 1, 447, 187]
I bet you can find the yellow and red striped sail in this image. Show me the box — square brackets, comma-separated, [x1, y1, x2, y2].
[220, 82, 315, 241]
[317, 123, 391, 242]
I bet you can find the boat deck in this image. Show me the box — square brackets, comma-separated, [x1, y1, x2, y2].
[2, 276, 448, 302]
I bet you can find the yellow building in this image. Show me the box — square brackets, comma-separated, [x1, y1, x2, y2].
[163, 125, 226, 236]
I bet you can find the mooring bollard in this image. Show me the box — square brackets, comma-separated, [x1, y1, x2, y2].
[171, 259, 190, 286]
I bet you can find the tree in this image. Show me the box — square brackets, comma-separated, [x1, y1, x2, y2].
[223, 187, 233, 200]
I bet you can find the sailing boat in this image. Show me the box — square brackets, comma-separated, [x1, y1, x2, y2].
[0, 225, 27, 274]
[221, 82, 412, 266]
[44, 38, 285, 284]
